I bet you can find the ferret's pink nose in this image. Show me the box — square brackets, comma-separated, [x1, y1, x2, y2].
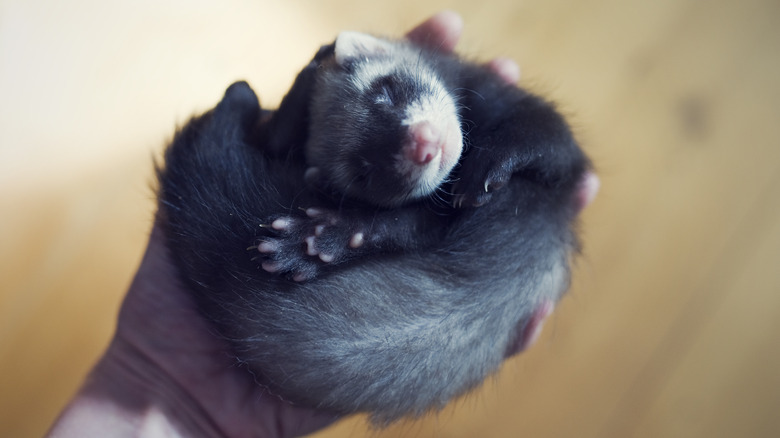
[407, 121, 442, 165]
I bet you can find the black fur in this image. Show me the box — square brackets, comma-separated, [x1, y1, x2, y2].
[156, 35, 589, 423]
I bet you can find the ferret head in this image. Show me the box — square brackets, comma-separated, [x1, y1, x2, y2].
[306, 32, 463, 207]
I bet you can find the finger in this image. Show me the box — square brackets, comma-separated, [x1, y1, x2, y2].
[574, 171, 600, 213]
[405, 10, 463, 52]
[486, 57, 521, 84]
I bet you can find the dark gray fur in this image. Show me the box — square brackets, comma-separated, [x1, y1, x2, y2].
[156, 35, 589, 424]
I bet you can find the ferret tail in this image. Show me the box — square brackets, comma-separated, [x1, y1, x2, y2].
[155, 81, 274, 288]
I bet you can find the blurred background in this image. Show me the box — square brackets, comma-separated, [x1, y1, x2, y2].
[1, 0, 778, 436]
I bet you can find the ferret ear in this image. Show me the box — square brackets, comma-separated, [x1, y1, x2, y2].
[334, 31, 393, 65]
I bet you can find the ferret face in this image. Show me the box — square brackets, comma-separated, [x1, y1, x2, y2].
[306, 32, 463, 207]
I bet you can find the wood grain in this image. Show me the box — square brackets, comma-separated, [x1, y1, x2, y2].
[1, 0, 778, 436]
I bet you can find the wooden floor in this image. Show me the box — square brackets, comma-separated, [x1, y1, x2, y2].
[2, 0, 779, 436]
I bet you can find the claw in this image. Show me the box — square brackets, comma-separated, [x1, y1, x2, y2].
[452, 193, 466, 208]
[485, 177, 507, 193]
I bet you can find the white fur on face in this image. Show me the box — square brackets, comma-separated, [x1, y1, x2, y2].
[349, 59, 397, 92]
[335, 32, 401, 93]
[330, 33, 465, 203]
[396, 83, 463, 200]
[334, 31, 395, 66]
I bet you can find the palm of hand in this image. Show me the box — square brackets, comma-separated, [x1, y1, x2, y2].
[113, 226, 337, 438]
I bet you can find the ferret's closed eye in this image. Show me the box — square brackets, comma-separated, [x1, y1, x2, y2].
[374, 85, 393, 105]
[371, 76, 398, 106]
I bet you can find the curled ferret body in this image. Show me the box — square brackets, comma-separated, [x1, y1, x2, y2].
[156, 32, 590, 423]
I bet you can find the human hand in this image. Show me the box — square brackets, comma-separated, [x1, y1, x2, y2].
[406, 10, 521, 84]
[48, 11, 597, 438]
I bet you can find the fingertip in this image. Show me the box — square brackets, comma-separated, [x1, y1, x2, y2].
[487, 57, 521, 84]
[406, 10, 464, 52]
[434, 10, 464, 38]
[575, 171, 600, 213]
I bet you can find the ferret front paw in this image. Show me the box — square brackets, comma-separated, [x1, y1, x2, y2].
[451, 151, 514, 208]
[255, 208, 365, 281]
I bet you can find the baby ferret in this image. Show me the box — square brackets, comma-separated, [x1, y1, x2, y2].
[156, 31, 590, 424]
